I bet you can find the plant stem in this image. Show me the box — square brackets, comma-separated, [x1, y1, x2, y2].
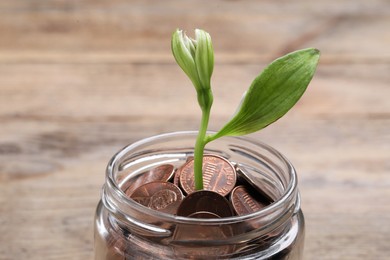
[194, 107, 211, 190]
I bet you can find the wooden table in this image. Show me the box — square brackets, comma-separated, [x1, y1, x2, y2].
[0, 1, 389, 259]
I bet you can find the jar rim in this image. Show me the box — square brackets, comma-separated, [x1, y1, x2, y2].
[106, 131, 297, 225]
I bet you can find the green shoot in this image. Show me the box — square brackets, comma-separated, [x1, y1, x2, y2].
[171, 29, 320, 191]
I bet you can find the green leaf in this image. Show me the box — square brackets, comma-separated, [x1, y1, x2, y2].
[208, 48, 320, 141]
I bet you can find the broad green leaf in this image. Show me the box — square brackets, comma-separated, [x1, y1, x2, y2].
[209, 48, 320, 141]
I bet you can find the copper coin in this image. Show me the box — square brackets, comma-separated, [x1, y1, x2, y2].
[172, 155, 194, 186]
[173, 168, 182, 187]
[176, 190, 235, 218]
[130, 181, 184, 214]
[172, 207, 234, 257]
[235, 166, 274, 202]
[179, 154, 237, 196]
[230, 185, 269, 216]
[173, 210, 234, 241]
[124, 164, 175, 197]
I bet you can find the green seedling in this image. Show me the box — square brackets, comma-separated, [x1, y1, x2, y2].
[171, 29, 320, 190]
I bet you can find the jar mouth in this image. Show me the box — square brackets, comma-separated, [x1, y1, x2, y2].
[106, 131, 297, 225]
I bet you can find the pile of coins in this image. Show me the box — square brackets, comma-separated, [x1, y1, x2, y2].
[123, 154, 272, 218]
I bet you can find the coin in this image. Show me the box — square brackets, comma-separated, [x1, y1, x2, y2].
[172, 219, 232, 244]
[172, 156, 194, 187]
[124, 164, 175, 197]
[173, 168, 181, 187]
[130, 181, 184, 214]
[173, 204, 234, 257]
[177, 190, 235, 218]
[235, 166, 274, 202]
[230, 185, 269, 216]
[179, 154, 237, 196]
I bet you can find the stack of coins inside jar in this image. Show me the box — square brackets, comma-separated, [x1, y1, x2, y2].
[100, 154, 294, 259]
[123, 154, 273, 219]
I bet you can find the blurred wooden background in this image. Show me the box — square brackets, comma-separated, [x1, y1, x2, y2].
[0, 0, 389, 259]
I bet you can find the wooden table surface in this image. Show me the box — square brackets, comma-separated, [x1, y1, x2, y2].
[0, 1, 389, 259]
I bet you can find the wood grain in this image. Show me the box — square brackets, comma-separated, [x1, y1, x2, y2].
[0, 0, 389, 259]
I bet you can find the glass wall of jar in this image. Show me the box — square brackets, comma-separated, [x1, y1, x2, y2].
[94, 131, 305, 259]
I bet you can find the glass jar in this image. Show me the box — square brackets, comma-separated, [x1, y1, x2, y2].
[94, 131, 305, 259]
